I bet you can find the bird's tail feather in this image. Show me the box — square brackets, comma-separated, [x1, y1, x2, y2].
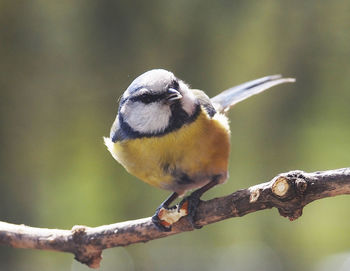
[211, 75, 295, 113]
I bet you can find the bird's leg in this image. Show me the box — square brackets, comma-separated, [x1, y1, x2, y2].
[152, 192, 179, 231]
[178, 177, 220, 229]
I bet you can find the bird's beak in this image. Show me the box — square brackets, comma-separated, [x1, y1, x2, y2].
[166, 88, 182, 101]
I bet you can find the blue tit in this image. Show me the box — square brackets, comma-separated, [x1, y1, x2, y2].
[104, 69, 294, 230]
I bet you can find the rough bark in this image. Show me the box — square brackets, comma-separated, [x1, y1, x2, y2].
[1, 167, 350, 268]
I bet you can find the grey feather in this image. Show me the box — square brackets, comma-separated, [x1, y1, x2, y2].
[211, 75, 295, 113]
[191, 89, 217, 117]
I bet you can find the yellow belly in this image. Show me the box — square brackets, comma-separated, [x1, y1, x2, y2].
[105, 109, 230, 194]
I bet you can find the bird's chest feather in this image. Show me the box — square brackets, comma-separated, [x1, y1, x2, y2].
[111, 110, 230, 193]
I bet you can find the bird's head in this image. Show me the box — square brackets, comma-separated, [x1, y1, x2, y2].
[115, 69, 198, 138]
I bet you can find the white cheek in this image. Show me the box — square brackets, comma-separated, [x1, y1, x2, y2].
[123, 102, 171, 134]
[180, 86, 196, 115]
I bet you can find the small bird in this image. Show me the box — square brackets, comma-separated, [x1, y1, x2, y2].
[104, 69, 294, 230]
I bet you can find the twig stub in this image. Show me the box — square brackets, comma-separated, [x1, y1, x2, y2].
[272, 176, 290, 197]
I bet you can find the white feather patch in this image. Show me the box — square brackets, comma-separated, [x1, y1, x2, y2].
[213, 113, 230, 132]
[103, 136, 119, 161]
[178, 82, 195, 116]
[122, 101, 171, 134]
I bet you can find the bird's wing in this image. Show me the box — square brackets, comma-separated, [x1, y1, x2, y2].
[210, 75, 295, 113]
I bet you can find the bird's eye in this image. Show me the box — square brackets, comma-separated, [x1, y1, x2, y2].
[170, 80, 179, 90]
[131, 93, 166, 104]
[138, 94, 153, 104]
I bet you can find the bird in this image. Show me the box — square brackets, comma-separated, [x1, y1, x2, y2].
[104, 69, 295, 231]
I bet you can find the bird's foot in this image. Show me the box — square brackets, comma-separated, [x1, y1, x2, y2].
[152, 206, 174, 232]
[178, 193, 203, 229]
[152, 191, 204, 231]
[152, 205, 188, 232]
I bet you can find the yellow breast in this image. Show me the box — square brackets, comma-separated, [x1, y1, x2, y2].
[105, 109, 230, 194]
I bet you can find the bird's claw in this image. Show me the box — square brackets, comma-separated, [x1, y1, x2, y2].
[178, 194, 203, 229]
[152, 192, 204, 231]
[152, 207, 173, 232]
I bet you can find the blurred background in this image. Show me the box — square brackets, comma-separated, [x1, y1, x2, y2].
[1, 1, 350, 270]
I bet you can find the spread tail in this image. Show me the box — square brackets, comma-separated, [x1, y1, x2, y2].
[211, 75, 295, 113]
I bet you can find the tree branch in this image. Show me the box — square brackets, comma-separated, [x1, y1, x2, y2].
[1, 167, 350, 268]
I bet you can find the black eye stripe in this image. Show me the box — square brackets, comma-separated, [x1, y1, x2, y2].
[127, 79, 179, 104]
[129, 93, 168, 104]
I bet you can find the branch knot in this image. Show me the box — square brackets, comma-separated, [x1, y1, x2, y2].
[71, 225, 102, 269]
[72, 225, 88, 244]
[296, 178, 307, 194]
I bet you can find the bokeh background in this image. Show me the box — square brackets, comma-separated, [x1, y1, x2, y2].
[1, 1, 350, 270]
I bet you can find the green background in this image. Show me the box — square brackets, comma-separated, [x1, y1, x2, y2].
[1, 1, 350, 270]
